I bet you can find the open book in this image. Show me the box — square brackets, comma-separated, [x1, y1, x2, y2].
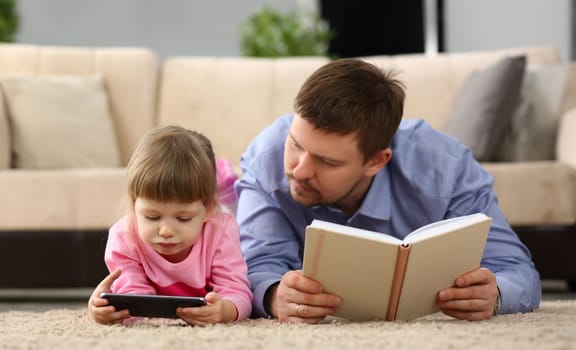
[302, 213, 492, 321]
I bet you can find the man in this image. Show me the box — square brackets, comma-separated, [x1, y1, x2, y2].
[236, 58, 540, 323]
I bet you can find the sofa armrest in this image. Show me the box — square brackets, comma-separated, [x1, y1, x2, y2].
[557, 108, 576, 168]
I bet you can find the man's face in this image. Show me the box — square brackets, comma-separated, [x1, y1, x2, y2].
[283, 114, 386, 213]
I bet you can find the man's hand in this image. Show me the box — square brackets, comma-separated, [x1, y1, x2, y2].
[437, 267, 499, 320]
[88, 269, 130, 325]
[268, 270, 341, 324]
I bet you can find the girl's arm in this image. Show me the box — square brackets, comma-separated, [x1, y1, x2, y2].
[206, 214, 253, 320]
[104, 218, 156, 295]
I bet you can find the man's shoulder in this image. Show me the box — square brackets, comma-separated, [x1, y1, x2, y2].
[242, 114, 293, 166]
[394, 119, 469, 159]
[388, 119, 483, 194]
[244, 114, 291, 159]
[238, 114, 291, 191]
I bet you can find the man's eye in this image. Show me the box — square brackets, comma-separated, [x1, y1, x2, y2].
[291, 140, 303, 151]
[320, 158, 338, 167]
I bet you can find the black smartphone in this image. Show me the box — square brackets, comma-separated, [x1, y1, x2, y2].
[100, 293, 207, 319]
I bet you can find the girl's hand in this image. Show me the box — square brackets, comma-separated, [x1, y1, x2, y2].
[177, 292, 238, 326]
[88, 269, 130, 325]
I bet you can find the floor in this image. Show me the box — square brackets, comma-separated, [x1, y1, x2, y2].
[0, 280, 574, 313]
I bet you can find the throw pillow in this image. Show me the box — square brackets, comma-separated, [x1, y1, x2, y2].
[1, 75, 121, 169]
[444, 55, 526, 161]
[494, 63, 570, 161]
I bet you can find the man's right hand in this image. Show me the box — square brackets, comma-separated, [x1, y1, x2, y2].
[268, 270, 341, 324]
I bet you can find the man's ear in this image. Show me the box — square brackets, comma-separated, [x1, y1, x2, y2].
[365, 148, 392, 177]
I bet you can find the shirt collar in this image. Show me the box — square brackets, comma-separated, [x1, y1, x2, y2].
[355, 166, 391, 221]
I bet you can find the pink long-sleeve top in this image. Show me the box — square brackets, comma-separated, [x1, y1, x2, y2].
[104, 211, 253, 320]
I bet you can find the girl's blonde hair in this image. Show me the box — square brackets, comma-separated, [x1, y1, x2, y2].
[126, 125, 217, 208]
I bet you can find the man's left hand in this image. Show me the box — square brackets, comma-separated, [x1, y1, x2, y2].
[437, 267, 499, 321]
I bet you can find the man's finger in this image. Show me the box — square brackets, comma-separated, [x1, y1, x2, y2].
[456, 267, 494, 287]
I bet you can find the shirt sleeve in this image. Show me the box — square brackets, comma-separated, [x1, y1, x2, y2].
[207, 213, 254, 320]
[235, 115, 305, 318]
[236, 167, 304, 318]
[104, 217, 156, 295]
[448, 150, 541, 314]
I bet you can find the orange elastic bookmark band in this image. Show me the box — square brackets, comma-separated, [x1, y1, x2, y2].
[386, 243, 411, 321]
[309, 229, 326, 278]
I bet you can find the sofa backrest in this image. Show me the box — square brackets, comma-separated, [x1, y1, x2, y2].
[0, 44, 159, 166]
[157, 56, 330, 168]
[158, 47, 560, 168]
[363, 47, 560, 129]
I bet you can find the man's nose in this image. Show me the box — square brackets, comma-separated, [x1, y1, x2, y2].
[293, 153, 314, 180]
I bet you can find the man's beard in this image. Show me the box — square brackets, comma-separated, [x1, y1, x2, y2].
[286, 174, 364, 211]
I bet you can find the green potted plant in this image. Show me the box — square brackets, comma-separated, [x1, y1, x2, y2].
[0, 0, 18, 42]
[240, 6, 332, 57]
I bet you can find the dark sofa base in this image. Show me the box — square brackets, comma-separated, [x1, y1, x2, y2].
[0, 230, 109, 288]
[514, 224, 576, 290]
[0, 225, 574, 290]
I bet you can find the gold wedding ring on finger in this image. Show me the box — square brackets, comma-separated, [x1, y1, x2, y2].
[295, 303, 302, 316]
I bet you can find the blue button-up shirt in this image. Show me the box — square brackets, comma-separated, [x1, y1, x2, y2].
[236, 113, 541, 318]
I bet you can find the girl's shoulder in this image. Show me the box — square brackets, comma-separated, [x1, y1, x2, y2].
[108, 215, 140, 248]
[207, 210, 238, 227]
[203, 211, 240, 238]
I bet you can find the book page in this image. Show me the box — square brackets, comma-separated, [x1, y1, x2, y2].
[404, 213, 489, 244]
[394, 218, 491, 321]
[309, 219, 401, 245]
[302, 223, 399, 321]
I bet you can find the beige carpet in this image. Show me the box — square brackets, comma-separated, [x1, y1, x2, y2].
[1, 300, 575, 349]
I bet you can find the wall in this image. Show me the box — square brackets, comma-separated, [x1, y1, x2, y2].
[15, 0, 574, 60]
[15, 0, 296, 59]
[445, 0, 572, 61]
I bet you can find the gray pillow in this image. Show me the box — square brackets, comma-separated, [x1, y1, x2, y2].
[494, 63, 569, 161]
[444, 55, 526, 161]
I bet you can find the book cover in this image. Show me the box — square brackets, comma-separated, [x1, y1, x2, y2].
[302, 213, 492, 321]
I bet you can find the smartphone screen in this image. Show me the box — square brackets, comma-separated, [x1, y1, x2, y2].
[100, 293, 206, 319]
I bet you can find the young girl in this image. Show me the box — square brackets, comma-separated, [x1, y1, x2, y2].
[88, 125, 252, 326]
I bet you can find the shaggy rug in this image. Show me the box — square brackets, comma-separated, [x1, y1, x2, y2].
[1, 300, 575, 349]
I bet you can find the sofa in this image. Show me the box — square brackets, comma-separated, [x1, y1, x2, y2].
[0, 44, 574, 289]
[0, 44, 158, 287]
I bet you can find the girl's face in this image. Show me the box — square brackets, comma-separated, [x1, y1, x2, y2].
[134, 197, 211, 263]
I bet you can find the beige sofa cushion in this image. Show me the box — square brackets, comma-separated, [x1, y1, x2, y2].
[484, 161, 576, 225]
[1, 75, 121, 169]
[0, 168, 127, 230]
